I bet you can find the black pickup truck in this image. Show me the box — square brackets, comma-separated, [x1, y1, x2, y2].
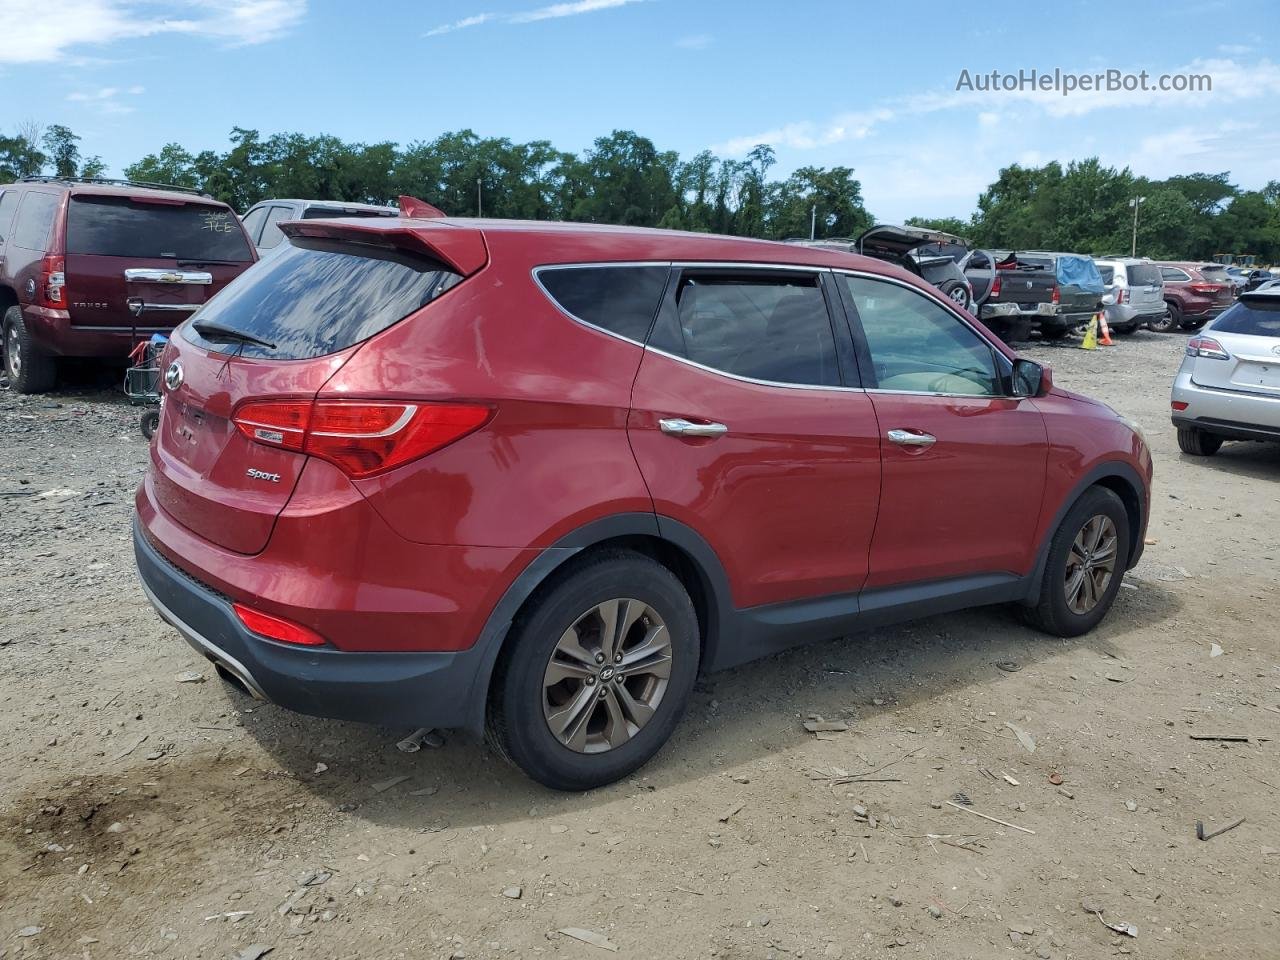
[979, 251, 1103, 341]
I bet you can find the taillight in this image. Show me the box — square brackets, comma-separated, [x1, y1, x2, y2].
[990, 276, 1002, 298]
[1188, 283, 1219, 296]
[38, 255, 66, 307]
[232, 399, 492, 479]
[1115, 287, 1127, 304]
[1051, 285, 1060, 304]
[233, 603, 326, 646]
[1186, 336, 1229, 360]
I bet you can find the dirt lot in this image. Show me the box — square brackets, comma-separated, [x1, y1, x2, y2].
[1, 330, 1277, 960]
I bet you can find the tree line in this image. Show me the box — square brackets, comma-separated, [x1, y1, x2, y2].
[4, 122, 1278, 261]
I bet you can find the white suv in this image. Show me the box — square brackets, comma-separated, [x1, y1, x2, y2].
[1095, 258, 1166, 334]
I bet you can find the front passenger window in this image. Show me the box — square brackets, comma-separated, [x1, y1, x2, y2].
[842, 276, 1000, 396]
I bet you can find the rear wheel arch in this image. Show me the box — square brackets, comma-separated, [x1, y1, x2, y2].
[462, 514, 731, 735]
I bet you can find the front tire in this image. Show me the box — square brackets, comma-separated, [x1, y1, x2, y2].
[1177, 426, 1223, 456]
[3, 306, 57, 394]
[1024, 486, 1130, 638]
[486, 550, 700, 790]
[1149, 303, 1179, 333]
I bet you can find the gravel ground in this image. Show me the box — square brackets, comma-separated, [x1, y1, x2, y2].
[1, 330, 1278, 960]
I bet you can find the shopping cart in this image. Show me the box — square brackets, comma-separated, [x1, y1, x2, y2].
[124, 333, 168, 439]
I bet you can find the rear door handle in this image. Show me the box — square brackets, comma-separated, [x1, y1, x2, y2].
[659, 418, 728, 438]
[887, 428, 936, 447]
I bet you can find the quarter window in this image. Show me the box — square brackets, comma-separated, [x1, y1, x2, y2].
[11, 191, 59, 250]
[0, 190, 18, 243]
[842, 275, 1000, 396]
[652, 272, 841, 387]
[1160, 267, 1190, 282]
[240, 206, 268, 244]
[538, 265, 668, 342]
[258, 205, 293, 249]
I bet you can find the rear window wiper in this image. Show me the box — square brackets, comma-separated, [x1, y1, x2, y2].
[192, 319, 276, 351]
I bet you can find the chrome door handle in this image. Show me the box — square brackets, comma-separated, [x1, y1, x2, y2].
[887, 428, 936, 447]
[659, 418, 728, 438]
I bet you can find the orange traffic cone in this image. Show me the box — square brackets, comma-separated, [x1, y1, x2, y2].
[1097, 312, 1114, 346]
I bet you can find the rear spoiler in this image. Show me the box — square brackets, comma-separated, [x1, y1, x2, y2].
[279, 219, 488, 276]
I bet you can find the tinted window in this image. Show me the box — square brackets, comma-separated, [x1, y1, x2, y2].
[257, 205, 293, 249]
[1197, 265, 1229, 282]
[843, 275, 1000, 396]
[182, 237, 461, 360]
[1127, 263, 1162, 286]
[654, 273, 840, 387]
[240, 206, 268, 244]
[538, 265, 668, 342]
[0, 191, 19, 243]
[12, 191, 59, 250]
[1211, 298, 1280, 337]
[1097, 265, 1115, 284]
[301, 206, 397, 219]
[66, 197, 252, 260]
[1161, 267, 1190, 282]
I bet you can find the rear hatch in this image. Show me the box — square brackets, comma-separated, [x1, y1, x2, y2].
[1194, 265, 1236, 308]
[1124, 262, 1164, 313]
[150, 223, 482, 554]
[1190, 296, 1280, 398]
[63, 194, 255, 331]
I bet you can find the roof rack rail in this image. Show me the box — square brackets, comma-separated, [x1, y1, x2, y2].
[18, 175, 209, 197]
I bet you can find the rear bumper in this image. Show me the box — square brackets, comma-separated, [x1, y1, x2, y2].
[1181, 302, 1229, 321]
[1170, 366, 1280, 439]
[22, 304, 174, 358]
[133, 519, 489, 729]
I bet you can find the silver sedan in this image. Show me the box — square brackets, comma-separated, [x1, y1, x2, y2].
[1171, 289, 1280, 455]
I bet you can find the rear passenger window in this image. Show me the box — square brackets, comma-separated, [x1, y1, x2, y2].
[240, 206, 268, 244]
[0, 191, 19, 243]
[12, 192, 59, 250]
[538, 265, 668, 342]
[653, 272, 841, 387]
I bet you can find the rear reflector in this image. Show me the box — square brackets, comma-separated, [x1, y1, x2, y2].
[233, 603, 326, 646]
[1171, 400, 1189, 411]
[232, 399, 492, 479]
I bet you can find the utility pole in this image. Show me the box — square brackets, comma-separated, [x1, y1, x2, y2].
[477, 178, 483, 218]
[810, 204, 817, 240]
[1130, 196, 1145, 257]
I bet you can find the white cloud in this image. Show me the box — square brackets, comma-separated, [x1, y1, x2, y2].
[424, 0, 643, 37]
[0, 0, 306, 64]
[713, 108, 894, 155]
[67, 83, 144, 114]
[675, 33, 711, 49]
[425, 13, 495, 37]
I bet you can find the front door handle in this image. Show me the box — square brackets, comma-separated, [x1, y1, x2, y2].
[659, 417, 729, 438]
[887, 428, 936, 447]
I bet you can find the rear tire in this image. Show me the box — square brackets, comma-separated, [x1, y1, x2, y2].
[1149, 303, 1179, 333]
[1023, 486, 1130, 638]
[3, 306, 57, 394]
[1176, 426, 1223, 456]
[1040, 325, 1070, 341]
[486, 550, 700, 790]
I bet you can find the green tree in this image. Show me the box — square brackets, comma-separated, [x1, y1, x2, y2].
[42, 124, 81, 178]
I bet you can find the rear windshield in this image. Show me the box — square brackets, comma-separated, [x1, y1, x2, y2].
[1197, 265, 1229, 282]
[301, 206, 397, 219]
[1127, 264, 1160, 285]
[67, 196, 253, 261]
[1211, 298, 1280, 337]
[182, 237, 461, 359]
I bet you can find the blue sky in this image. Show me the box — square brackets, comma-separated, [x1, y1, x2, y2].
[2, 0, 1278, 221]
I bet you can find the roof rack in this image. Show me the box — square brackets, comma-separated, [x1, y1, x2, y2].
[19, 176, 209, 197]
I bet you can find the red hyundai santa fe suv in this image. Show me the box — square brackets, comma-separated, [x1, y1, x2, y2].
[133, 207, 1152, 790]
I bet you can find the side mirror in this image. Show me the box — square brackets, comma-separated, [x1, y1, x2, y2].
[1012, 358, 1053, 398]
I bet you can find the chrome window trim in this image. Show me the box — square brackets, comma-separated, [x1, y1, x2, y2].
[833, 268, 1014, 399]
[642, 344, 866, 394]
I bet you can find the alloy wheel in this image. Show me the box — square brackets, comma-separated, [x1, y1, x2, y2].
[6, 324, 19, 377]
[1064, 515, 1118, 615]
[948, 286, 970, 309]
[542, 598, 672, 754]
